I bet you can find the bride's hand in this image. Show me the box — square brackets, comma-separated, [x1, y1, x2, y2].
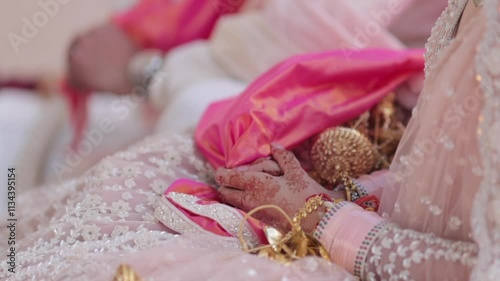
[67, 23, 139, 95]
[217, 144, 343, 230]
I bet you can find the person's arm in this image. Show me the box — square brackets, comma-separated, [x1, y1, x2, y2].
[113, 0, 246, 52]
[217, 145, 477, 280]
[314, 202, 477, 280]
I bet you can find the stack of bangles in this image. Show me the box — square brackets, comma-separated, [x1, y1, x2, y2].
[300, 177, 391, 279]
[306, 177, 381, 215]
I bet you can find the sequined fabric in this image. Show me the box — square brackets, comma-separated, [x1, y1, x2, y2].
[471, 0, 500, 279]
[314, 1, 500, 280]
[0, 134, 355, 280]
[380, 0, 484, 242]
[370, 0, 500, 279]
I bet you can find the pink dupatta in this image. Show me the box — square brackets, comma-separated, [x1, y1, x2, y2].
[195, 49, 425, 169]
[112, 0, 246, 51]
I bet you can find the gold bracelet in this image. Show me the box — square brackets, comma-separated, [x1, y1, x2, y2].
[239, 196, 333, 263]
[291, 195, 325, 232]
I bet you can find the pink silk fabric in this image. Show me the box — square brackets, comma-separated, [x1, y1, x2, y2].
[195, 49, 425, 169]
[112, 0, 246, 51]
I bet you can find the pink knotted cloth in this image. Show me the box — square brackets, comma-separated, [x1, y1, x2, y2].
[195, 49, 425, 169]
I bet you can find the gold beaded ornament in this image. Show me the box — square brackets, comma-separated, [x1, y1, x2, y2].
[310, 127, 377, 186]
[310, 94, 405, 187]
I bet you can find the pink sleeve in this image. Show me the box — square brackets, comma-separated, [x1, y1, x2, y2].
[112, 0, 246, 51]
[314, 202, 477, 280]
[356, 170, 390, 199]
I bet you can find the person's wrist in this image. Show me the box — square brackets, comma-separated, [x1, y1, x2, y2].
[301, 192, 344, 232]
[127, 50, 164, 96]
[310, 179, 346, 201]
[294, 194, 333, 233]
[302, 205, 328, 232]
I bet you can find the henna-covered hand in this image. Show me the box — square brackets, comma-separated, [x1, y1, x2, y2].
[217, 144, 344, 231]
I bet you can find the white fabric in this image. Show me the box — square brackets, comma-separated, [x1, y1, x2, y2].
[150, 41, 247, 134]
[156, 79, 246, 134]
[0, 90, 46, 213]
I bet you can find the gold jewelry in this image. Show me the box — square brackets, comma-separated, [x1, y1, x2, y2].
[342, 176, 362, 202]
[310, 93, 404, 187]
[290, 195, 325, 231]
[113, 264, 142, 281]
[238, 196, 331, 263]
[310, 127, 377, 186]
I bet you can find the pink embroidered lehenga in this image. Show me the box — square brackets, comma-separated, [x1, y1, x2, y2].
[1, 0, 499, 280]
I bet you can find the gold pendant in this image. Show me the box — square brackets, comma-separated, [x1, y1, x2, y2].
[263, 226, 284, 252]
[473, 0, 484, 7]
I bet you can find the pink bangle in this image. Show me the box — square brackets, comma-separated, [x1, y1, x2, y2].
[358, 170, 389, 199]
[314, 202, 389, 277]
